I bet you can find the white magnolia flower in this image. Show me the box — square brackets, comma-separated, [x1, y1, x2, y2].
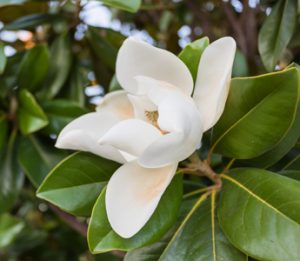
[55, 37, 236, 238]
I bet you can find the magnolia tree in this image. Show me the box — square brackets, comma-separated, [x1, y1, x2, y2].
[1, 0, 300, 260]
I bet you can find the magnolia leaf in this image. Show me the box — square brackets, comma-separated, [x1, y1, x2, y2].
[219, 168, 300, 261]
[258, 0, 297, 71]
[0, 214, 25, 249]
[38, 32, 72, 99]
[212, 68, 299, 159]
[0, 133, 24, 214]
[100, 0, 141, 12]
[18, 89, 48, 135]
[18, 135, 67, 187]
[18, 44, 49, 91]
[88, 175, 182, 253]
[0, 112, 8, 151]
[0, 42, 7, 74]
[178, 37, 209, 82]
[37, 152, 120, 216]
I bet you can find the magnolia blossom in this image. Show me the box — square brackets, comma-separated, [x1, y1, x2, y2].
[55, 37, 236, 238]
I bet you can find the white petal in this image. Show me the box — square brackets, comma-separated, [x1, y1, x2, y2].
[56, 91, 134, 163]
[98, 119, 162, 158]
[55, 112, 126, 163]
[139, 93, 203, 168]
[193, 37, 236, 131]
[106, 160, 177, 238]
[96, 90, 134, 120]
[127, 94, 156, 122]
[116, 37, 193, 95]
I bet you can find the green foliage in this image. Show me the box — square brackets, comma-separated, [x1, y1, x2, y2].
[212, 68, 300, 159]
[37, 152, 121, 216]
[219, 168, 300, 261]
[258, 0, 298, 71]
[1, 0, 300, 260]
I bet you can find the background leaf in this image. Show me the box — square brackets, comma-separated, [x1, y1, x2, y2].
[37, 152, 120, 216]
[258, 0, 297, 71]
[100, 0, 141, 12]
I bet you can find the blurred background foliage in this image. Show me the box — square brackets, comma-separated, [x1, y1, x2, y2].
[0, 0, 300, 260]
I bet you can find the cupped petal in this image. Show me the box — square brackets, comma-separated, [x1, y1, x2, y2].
[193, 37, 236, 131]
[98, 119, 162, 158]
[55, 112, 126, 163]
[96, 90, 134, 119]
[56, 91, 135, 163]
[106, 160, 178, 238]
[116, 37, 193, 95]
[139, 93, 203, 168]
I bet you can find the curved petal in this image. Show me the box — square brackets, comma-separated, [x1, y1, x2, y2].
[116, 37, 193, 96]
[96, 90, 134, 119]
[55, 112, 126, 163]
[193, 37, 236, 131]
[139, 93, 203, 168]
[56, 91, 134, 163]
[106, 160, 177, 238]
[98, 119, 162, 158]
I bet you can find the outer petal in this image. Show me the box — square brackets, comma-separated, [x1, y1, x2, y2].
[98, 119, 162, 158]
[116, 37, 193, 96]
[56, 92, 134, 163]
[139, 93, 203, 168]
[193, 37, 236, 131]
[106, 160, 177, 238]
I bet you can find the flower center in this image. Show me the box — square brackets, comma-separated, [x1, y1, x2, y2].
[145, 110, 168, 135]
[145, 111, 159, 125]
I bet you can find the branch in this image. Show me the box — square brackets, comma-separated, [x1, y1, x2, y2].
[49, 204, 125, 258]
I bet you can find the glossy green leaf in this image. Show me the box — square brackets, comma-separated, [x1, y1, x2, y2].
[280, 170, 300, 181]
[42, 99, 88, 135]
[0, 42, 7, 74]
[18, 135, 67, 188]
[258, 0, 297, 71]
[18, 89, 48, 135]
[18, 44, 49, 91]
[219, 168, 300, 261]
[157, 193, 246, 261]
[38, 32, 72, 99]
[178, 37, 209, 82]
[0, 112, 8, 151]
[232, 49, 249, 77]
[37, 152, 120, 216]
[100, 0, 141, 12]
[0, 133, 24, 214]
[212, 68, 300, 159]
[282, 153, 300, 170]
[0, 214, 24, 249]
[4, 13, 61, 30]
[88, 175, 182, 253]
[66, 63, 87, 107]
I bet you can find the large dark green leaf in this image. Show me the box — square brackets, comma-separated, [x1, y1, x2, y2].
[38, 32, 72, 99]
[42, 99, 88, 135]
[0, 214, 24, 249]
[18, 89, 48, 135]
[4, 13, 61, 30]
[37, 152, 120, 216]
[18, 135, 67, 188]
[178, 37, 209, 82]
[258, 0, 297, 71]
[100, 0, 141, 12]
[0, 42, 7, 74]
[212, 68, 299, 159]
[0, 112, 8, 151]
[0, 133, 24, 214]
[157, 193, 245, 261]
[88, 175, 182, 253]
[219, 168, 300, 261]
[18, 44, 49, 91]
